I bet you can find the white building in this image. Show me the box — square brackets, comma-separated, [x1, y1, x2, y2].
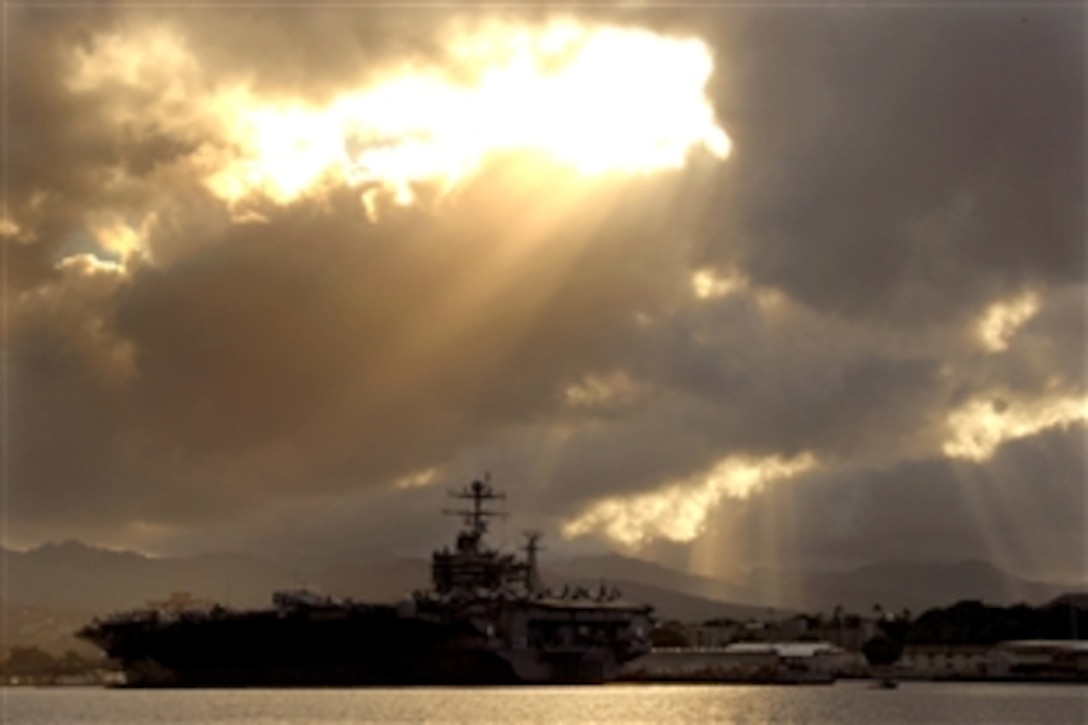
[623, 641, 860, 682]
[898, 640, 1088, 680]
[989, 640, 1088, 679]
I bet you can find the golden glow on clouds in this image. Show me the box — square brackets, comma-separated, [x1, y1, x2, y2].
[67, 20, 730, 218]
[690, 267, 787, 313]
[214, 22, 730, 211]
[87, 212, 155, 259]
[692, 268, 745, 299]
[68, 25, 196, 93]
[976, 291, 1040, 352]
[564, 371, 645, 409]
[55, 252, 126, 277]
[392, 467, 440, 490]
[943, 393, 1088, 461]
[0, 216, 20, 239]
[562, 454, 816, 547]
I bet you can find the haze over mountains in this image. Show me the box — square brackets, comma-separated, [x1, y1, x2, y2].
[2, 541, 1074, 624]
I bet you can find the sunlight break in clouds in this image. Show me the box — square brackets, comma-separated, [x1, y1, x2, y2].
[208, 22, 730, 212]
[561, 454, 816, 548]
[80, 20, 730, 214]
[943, 393, 1088, 462]
[87, 212, 156, 260]
[976, 291, 1041, 352]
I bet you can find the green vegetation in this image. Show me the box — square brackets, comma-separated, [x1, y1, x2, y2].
[905, 600, 1087, 646]
[857, 597, 1085, 667]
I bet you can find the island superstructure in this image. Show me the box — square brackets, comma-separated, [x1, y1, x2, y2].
[78, 476, 654, 686]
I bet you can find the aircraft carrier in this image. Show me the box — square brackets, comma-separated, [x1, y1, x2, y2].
[78, 476, 654, 686]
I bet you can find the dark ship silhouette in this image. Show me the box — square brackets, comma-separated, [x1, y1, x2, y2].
[78, 476, 654, 686]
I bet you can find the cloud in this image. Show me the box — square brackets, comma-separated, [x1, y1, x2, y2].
[4, 5, 1083, 584]
[696, 7, 1083, 324]
[944, 392, 1087, 462]
[562, 453, 816, 546]
[975, 291, 1041, 352]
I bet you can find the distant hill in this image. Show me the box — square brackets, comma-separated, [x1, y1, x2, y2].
[0, 542, 754, 624]
[0, 541, 292, 613]
[791, 559, 1069, 613]
[0, 541, 1074, 639]
[545, 576, 773, 623]
[546, 553, 1073, 615]
[546, 554, 774, 615]
[1050, 592, 1088, 609]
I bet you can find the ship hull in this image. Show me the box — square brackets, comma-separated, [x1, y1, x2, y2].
[82, 603, 641, 687]
[116, 653, 521, 688]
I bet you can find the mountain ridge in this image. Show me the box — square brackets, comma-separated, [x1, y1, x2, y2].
[1, 540, 1074, 620]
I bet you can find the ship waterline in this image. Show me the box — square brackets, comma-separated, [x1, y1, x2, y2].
[78, 477, 654, 686]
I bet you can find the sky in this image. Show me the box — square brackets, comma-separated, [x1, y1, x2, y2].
[3, 2, 1085, 583]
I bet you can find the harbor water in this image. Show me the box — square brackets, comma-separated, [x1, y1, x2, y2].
[4, 681, 1086, 723]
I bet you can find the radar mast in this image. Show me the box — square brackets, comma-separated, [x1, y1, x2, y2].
[443, 473, 506, 539]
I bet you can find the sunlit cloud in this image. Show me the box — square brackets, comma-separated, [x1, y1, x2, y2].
[563, 371, 646, 409]
[87, 212, 156, 260]
[690, 267, 788, 314]
[392, 467, 441, 490]
[0, 216, 20, 239]
[211, 21, 730, 212]
[68, 25, 197, 93]
[67, 19, 730, 219]
[562, 454, 816, 548]
[66, 24, 205, 136]
[976, 291, 1040, 352]
[943, 392, 1088, 461]
[691, 267, 746, 300]
[54, 252, 126, 277]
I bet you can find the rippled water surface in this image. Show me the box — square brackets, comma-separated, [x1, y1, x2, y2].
[4, 681, 1086, 723]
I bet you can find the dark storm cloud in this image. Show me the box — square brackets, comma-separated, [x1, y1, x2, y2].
[3, 6, 121, 290]
[697, 6, 1083, 323]
[4, 4, 1084, 581]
